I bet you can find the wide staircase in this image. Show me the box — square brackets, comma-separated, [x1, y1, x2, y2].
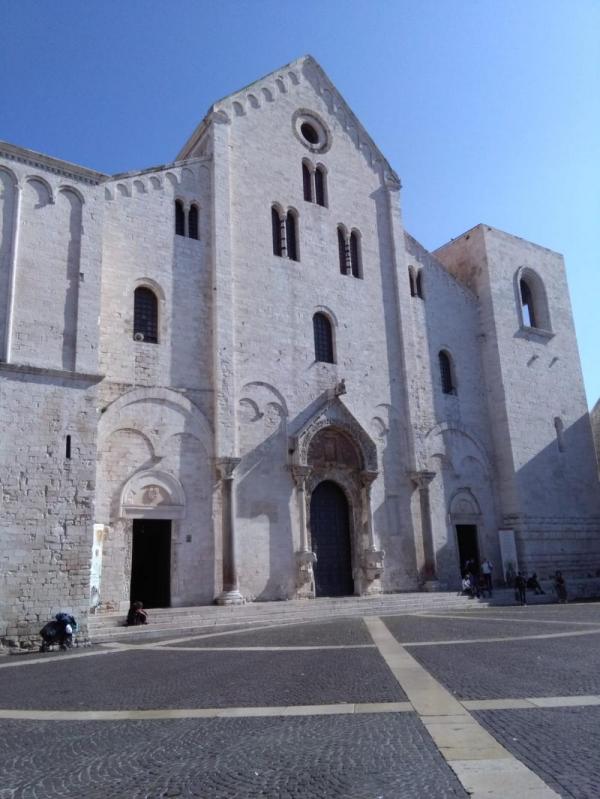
[88, 591, 493, 644]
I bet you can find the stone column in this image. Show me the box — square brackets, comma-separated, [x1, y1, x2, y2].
[291, 465, 316, 597]
[359, 471, 385, 592]
[410, 470, 438, 587]
[216, 457, 243, 605]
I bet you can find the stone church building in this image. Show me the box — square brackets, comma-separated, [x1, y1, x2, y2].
[1, 56, 599, 645]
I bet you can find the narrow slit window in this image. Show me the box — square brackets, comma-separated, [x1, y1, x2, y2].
[302, 163, 312, 202]
[272, 206, 282, 256]
[175, 200, 185, 236]
[133, 287, 158, 344]
[315, 166, 326, 207]
[409, 267, 417, 297]
[439, 351, 455, 395]
[350, 231, 361, 278]
[65, 435, 71, 460]
[313, 312, 334, 363]
[188, 204, 199, 240]
[338, 227, 347, 275]
[416, 269, 423, 299]
[286, 211, 298, 261]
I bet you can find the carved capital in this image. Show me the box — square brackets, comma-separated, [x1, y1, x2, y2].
[409, 470, 436, 491]
[361, 548, 385, 581]
[290, 465, 312, 489]
[360, 470, 379, 488]
[215, 457, 241, 481]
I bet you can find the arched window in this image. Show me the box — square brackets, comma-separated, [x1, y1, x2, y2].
[175, 200, 185, 236]
[286, 211, 298, 261]
[408, 266, 417, 297]
[313, 312, 334, 363]
[133, 287, 158, 344]
[350, 230, 362, 278]
[520, 278, 537, 328]
[302, 162, 312, 202]
[315, 165, 326, 207]
[272, 206, 283, 256]
[338, 226, 348, 275]
[188, 204, 199, 240]
[439, 350, 455, 395]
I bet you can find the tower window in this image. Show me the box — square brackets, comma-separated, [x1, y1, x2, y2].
[188, 204, 199, 240]
[133, 287, 158, 344]
[350, 230, 362, 278]
[338, 226, 348, 275]
[302, 162, 312, 202]
[313, 312, 334, 363]
[439, 350, 455, 395]
[301, 122, 319, 145]
[175, 200, 185, 236]
[415, 269, 424, 299]
[272, 206, 283, 256]
[409, 266, 417, 297]
[315, 165, 326, 207]
[286, 211, 298, 261]
[520, 279, 537, 328]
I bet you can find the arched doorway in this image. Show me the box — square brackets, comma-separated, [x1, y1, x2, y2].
[310, 480, 353, 597]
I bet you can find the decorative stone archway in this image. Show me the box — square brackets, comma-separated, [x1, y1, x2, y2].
[120, 469, 186, 519]
[289, 395, 384, 597]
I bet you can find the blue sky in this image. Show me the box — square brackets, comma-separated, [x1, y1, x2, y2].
[2, 0, 599, 405]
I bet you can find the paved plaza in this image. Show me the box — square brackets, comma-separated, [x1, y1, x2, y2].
[1, 603, 600, 798]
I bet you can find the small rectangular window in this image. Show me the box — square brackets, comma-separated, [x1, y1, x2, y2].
[65, 435, 71, 460]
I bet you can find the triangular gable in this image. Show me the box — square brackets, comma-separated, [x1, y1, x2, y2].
[176, 55, 400, 187]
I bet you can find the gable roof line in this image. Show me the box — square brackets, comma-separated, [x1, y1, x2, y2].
[176, 55, 400, 185]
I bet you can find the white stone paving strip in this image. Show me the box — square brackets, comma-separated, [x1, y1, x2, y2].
[155, 644, 375, 652]
[0, 701, 412, 722]
[403, 627, 600, 647]
[464, 696, 600, 710]
[420, 611, 600, 627]
[364, 616, 559, 799]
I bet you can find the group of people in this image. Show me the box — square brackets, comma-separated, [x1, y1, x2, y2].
[461, 558, 494, 598]
[461, 558, 568, 606]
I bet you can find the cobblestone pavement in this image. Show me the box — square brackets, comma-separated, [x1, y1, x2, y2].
[0, 714, 467, 799]
[474, 706, 600, 799]
[1, 602, 600, 798]
[406, 632, 600, 699]
[0, 648, 405, 710]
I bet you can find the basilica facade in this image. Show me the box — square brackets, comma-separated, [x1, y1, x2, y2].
[1, 56, 599, 645]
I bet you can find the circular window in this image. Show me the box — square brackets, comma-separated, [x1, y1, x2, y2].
[292, 110, 331, 153]
[300, 122, 319, 144]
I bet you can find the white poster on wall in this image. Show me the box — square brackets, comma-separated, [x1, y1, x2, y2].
[90, 524, 108, 609]
[498, 528, 518, 583]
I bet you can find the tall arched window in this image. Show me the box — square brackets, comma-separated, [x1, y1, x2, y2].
[408, 266, 417, 297]
[188, 204, 199, 240]
[133, 287, 158, 344]
[338, 226, 348, 274]
[272, 206, 283, 256]
[520, 278, 537, 328]
[302, 162, 312, 202]
[315, 165, 326, 207]
[350, 230, 362, 278]
[313, 312, 334, 363]
[439, 350, 455, 395]
[415, 269, 423, 299]
[286, 211, 298, 261]
[175, 200, 185, 236]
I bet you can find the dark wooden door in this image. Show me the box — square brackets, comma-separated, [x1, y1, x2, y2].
[310, 481, 353, 597]
[130, 519, 171, 608]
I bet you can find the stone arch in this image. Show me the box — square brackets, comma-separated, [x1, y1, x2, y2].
[120, 469, 186, 519]
[165, 172, 179, 188]
[25, 176, 53, 206]
[449, 488, 482, 519]
[515, 265, 552, 331]
[424, 422, 491, 477]
[98, 387, 213, 457]
[133, 179, 146, 194]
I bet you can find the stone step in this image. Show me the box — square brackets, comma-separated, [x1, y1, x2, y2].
[87, 593, 478, 642]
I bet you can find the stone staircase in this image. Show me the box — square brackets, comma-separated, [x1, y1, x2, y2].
[88, 592, 481, 644]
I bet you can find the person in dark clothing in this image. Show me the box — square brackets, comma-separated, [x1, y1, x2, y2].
[554, 571, 568, 604]
[126, 601, 148, 626]
[527, 573, 545, 594]
[515, 572, 527, 605]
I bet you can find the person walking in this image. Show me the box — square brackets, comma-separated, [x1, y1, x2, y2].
[515, 572, 527, 605]
[527, 573, 545, 595]
[481, 558, 493, 595]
